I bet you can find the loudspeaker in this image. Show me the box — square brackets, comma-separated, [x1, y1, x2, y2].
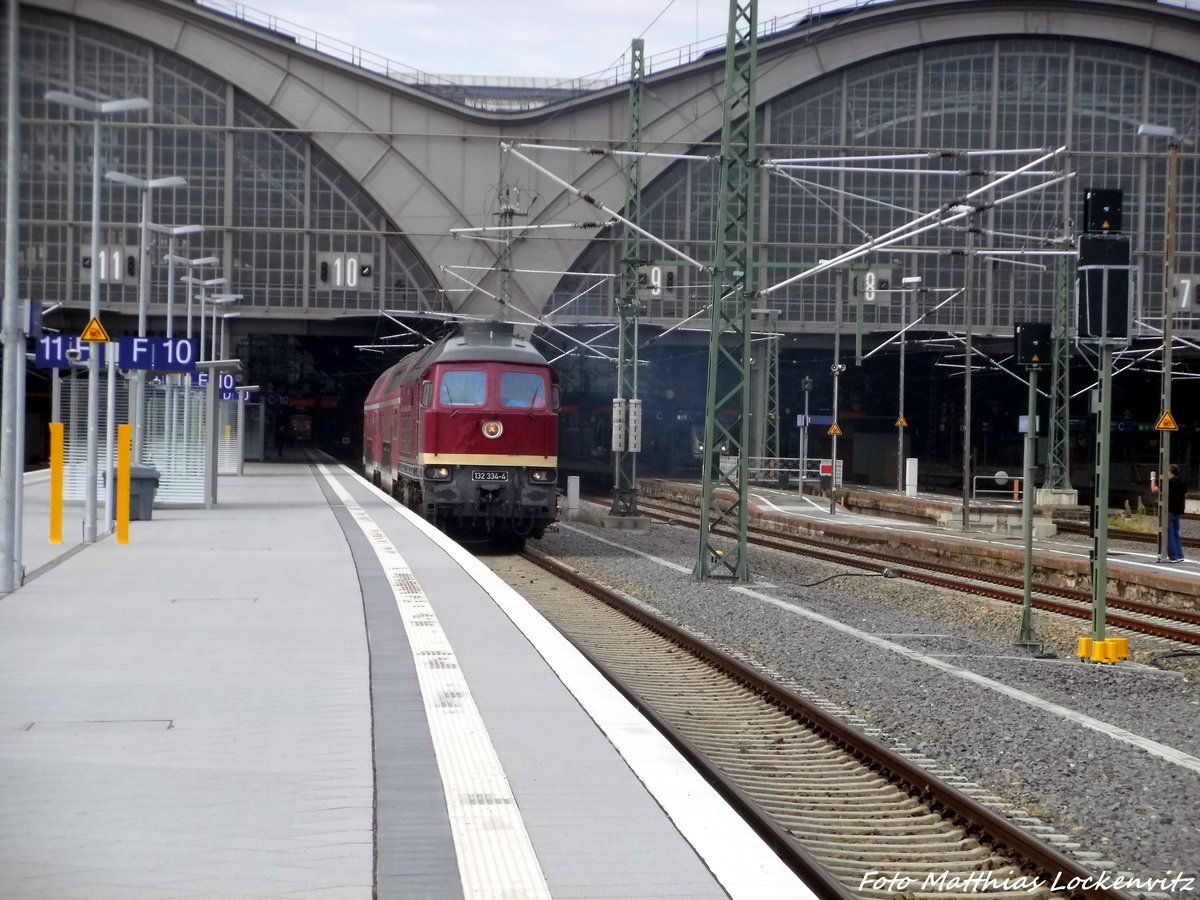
[1082, 188, 1123, 234]
[1015, 322, 1052, 367]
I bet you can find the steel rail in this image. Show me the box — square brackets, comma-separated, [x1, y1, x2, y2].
[521, 549, 1130, 900]
[628, 497, 1200, 644]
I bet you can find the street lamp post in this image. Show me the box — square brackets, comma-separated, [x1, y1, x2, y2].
[44, 91, 151, 543]
[105, 172, 187, 465]
[2, 0, 22, 591]
[799, 375, 812, 495]
[219, 311, 241, 360]
[155, 229, 205, 459]
[1138, 123, 1180, 563]
[206, 294, 242, 361]
[180, 274, 225, 362]
[151, 225, 205, 339]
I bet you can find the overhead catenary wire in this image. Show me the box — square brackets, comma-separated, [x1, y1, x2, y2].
[503, 142, 710, 273]
[767, 147, 1052, 164]
[512, 141, 716, 162]
[760, 147, 1069, 297]
[450, 221, 615, 234]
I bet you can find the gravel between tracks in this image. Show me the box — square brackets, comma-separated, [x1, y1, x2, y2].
[538, 508, 1200, 886]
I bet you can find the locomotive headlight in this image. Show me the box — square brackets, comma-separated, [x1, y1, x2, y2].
[482, 420, 503, 439]
[530, 468, 556, 483]
[424, 465, 451, 480]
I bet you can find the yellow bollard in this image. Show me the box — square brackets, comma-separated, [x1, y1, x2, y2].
[116, 424, 131, 545]
[1077, 637, 1092, 659]
[1091, 640, 1115, 664]
[1110, 637, 1130, 660]
[49, 423, 63, 545]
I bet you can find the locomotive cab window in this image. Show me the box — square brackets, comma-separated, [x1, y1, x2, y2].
[438, 370, 486, 406]
[420, 380, 433, 408]
[500, 371, 546, 409]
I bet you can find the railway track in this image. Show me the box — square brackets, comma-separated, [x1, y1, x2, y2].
[617, 496, 1200, 648]
[484, 550, 1125, 900]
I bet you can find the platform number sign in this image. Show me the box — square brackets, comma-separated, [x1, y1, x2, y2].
[637, 264, 676, 302]
[195, 371, 239, 400]
[857, 265, 893, 304]
[81, 245, 137, 283]
[1173, 274, 1196, 310]
[316, 252, 374, 292]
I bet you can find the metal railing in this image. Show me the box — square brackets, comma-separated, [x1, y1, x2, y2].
[971, 472, 1025, 502]
[733, 456, 843, 488]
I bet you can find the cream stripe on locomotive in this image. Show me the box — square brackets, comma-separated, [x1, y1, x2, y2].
[419, 453, 557, 467]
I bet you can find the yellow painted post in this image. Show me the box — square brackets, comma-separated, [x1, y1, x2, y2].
[224, 424, 231, 445]
[1014, 478, 1020, 501]
[49, 423, 64, 545]
[116, 424, 132, 545]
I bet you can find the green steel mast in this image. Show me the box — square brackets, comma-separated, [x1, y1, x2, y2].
[611, 39, 645, 516]
[764, 309, 780, 473]
[1045, 250, 1073, 491]
[694, 0, 759, 581]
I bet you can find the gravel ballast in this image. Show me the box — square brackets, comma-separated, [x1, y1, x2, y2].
[537, 509, 1200, 885]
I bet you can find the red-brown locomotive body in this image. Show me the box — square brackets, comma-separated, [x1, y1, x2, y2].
[363, 322, 558, 547]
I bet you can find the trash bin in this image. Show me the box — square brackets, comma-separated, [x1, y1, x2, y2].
[128, 466, 161, 520]
[108, 466, 161, 521]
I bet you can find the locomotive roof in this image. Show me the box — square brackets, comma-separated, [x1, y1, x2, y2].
[435, 322, 547, 365]
[369, 322, 550, 398]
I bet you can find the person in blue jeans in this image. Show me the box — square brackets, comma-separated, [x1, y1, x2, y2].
[1152, 464, 1187, 562]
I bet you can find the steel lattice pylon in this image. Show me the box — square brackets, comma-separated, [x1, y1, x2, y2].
[764, 309, 780, 466]
[610, 39, 644, 516]
[694, 0, 758, 581]
[1046, 250, 1073, 491]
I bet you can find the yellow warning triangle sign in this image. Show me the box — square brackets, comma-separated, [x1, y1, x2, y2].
[1155, 410, 1180, 432]
[896, 416, 908, 428]
[828, 422, 842, 437]
[80, 317, 110, 343]
[1030, 353, 1040, 364]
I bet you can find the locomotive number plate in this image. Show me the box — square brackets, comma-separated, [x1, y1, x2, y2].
[472, 470, 509, 482]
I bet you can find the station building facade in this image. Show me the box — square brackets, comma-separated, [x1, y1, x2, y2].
[4, 0, 1200, 477]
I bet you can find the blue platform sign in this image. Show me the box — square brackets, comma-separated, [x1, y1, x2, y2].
[117, 337, 196, 372]
[195, 371, 238, 400]
[35, 335, 108, 368]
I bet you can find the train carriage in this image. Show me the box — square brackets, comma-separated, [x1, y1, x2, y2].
[363, 322, 559, 547]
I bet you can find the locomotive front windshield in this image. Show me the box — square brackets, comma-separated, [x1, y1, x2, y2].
[500, 372, 546, 409]
[439, 370, 486, 406]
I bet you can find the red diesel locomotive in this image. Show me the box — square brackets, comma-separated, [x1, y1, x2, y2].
[363, 322, 559, 547]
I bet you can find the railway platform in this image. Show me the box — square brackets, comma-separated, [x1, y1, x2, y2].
[0, 461, 816, 899]
[638, 478, 1200, 614]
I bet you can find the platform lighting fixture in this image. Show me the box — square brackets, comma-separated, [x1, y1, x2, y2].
[148, 223, 205, 338]
[43, 90, 151, 545]
[205, 294, 242, 362]
[218, 311, 241, 360]
[181, 274, 226, 361]
[1138, 122, 1180, 564]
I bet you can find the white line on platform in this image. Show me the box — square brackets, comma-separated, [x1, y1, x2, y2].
[317, 466, 552, 900]
[344, 471, 817, 900]
[563, 525, 1200, 777]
